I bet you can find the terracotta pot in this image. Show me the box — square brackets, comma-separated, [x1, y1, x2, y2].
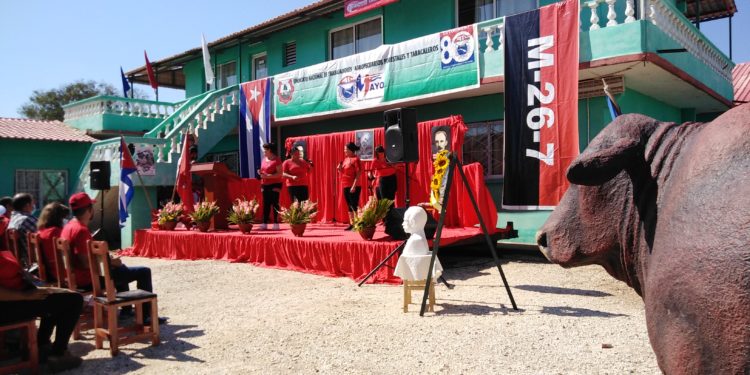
[358, 226, 376, 241]
[159, 221, 177, 231]
[290, 223, 307, 237]
[238, 223, 253, 234]
[196, 221, 211, 232]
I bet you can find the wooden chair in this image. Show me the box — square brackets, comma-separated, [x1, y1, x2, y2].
[87, 240, 159, 356]
[6, 228, 20, 262]
[402, 279, 435, 313]
[54, 237, 93, 340]
[27, 233, 50, 284]
[0, 319, 39, 375]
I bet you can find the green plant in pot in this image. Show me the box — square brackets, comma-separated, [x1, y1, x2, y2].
[278, 200, 318, 237]
[352, 197, 393, 240]
[227, 198, 259, 234]
[157, 202, 184, 230]
[190, 201, 220, 232]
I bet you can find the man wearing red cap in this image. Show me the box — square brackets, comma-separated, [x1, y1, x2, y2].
[62, 192, 165, 324]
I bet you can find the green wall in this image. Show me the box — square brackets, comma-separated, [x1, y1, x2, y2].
[0, 139, 91, 199]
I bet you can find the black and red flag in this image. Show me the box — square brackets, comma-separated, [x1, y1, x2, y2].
[503, 0, 579, 209]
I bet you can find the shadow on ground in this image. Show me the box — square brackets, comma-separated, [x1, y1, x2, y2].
[514, 284, 612, 297]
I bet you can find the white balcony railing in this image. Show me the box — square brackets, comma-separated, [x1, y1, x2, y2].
[63, 96, 181, 122]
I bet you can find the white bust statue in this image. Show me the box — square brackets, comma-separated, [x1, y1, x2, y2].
[402, 206, 430, 256]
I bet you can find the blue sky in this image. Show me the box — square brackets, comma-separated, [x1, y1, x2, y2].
[0, 0, 747, 118]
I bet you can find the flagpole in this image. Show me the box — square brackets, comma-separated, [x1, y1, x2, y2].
[121, 136, 155, 212]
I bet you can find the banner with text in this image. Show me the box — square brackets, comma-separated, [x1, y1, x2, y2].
[502, 0, 579, 210]
[274, 25, 479, 121]
[345, 0, 399, 18]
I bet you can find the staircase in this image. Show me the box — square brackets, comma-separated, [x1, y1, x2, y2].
[73, 86, 241, 198]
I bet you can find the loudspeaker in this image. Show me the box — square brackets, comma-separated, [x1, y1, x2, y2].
[383, 207, 437, 240]
[89, 161, 111, 191]
[384, 108, 418, 163]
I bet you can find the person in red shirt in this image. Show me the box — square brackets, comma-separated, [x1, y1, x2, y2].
[282, 146, 313, 203]
[37, 202, 71, 283]
[369, 145, 398, 201]
[337, 142, 362, 230]
[257, 143, 283, 230]
[0, 197, 12, 250]
[0, 250, 84, 371]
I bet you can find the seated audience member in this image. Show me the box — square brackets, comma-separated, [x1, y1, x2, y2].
[8, 193, 38, 266]
[37, 202, 71, 283]
[0, 196, 12, 218]
[0, 249, 83, 372]
[0, 206, 8, 251]
[61, 192, 166, 324]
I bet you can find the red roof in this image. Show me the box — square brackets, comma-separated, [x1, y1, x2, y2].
[734, 62, 750, 105]
[0, 118, 97, 143]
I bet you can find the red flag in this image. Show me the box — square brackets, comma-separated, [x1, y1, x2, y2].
[175, 134, 194, 213]
[144, 51, 158, 90]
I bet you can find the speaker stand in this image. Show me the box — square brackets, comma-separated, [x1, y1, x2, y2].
[93, 189, 108, 244]
[419, 153, 517, 316]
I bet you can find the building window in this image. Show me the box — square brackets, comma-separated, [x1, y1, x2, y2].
[330, 17, 382, 60]
[284, 42, 297, 67]
[203, 152, 239, 175]
[15, 170, 68, 205]
[217, 61, 237, 89]
[462, 121, 504, 177]
[253, 53, 268, 79]
[457, 0, 537, 26]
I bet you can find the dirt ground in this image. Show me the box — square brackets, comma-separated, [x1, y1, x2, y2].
[62, 252, 659, 374]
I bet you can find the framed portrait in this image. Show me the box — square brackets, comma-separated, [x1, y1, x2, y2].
[134, 144, 156, 176]
[355, 130, 374, 160]
[292, 139, 308, 161]
[431, 126, 451, 157]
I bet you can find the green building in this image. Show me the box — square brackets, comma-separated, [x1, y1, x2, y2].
[62, 0, 736, 248]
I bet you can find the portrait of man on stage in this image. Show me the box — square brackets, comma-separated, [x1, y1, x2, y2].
[135, 144, 156, 176]
[431, 126, 451, 158]
[355, 130, 374, 160]
[292, 139, 307, 160]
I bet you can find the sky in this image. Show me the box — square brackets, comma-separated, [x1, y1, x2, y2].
[0, 0, 747, 118]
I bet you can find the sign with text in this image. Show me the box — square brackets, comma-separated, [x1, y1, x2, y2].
[344, 0, 399, 18]
[503, 0, 579, 209]
[273, 25, 479, 121]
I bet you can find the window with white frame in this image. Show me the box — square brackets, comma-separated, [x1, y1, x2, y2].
[253, 54, 268, 80]
[217, 61, 237, 89]
[330, 17, 382, 60]
[15, 169, 68, 205]
[457, 0, 537, 26]
[462, 121, 504, 177]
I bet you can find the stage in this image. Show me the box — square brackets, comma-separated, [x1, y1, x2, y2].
[123, 224, 516, 284]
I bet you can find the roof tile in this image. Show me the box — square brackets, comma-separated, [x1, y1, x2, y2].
[0, 118, 97, 143]
[733, 62, 750, 104]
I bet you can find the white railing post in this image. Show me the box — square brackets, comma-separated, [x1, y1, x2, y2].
[588, 1, 600, 30]
[625, 0, 636, 23]
[605, 0, 618, 26]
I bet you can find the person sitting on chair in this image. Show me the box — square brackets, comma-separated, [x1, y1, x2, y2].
[61, 192, 166, 325]
[8, 193, 37, 267]
[37, 202, 71, 283]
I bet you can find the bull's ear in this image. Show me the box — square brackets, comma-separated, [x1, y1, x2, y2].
[567, 138, 640, 186]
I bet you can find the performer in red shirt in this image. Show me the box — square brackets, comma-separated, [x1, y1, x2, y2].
[369, 145, 398, 201]
[257, 143, 283, 230]
[282, 146, 313, 203]
[337, 142, 362, 230]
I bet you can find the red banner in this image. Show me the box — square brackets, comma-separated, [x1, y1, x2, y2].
[502, 0, 579, 209]
[344, 0, 399, 18]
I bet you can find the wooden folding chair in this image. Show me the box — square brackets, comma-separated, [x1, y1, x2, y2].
[6, 228, 20, 262]
[0, 319, 39, 375]
[27, 233, 51, 285]
[87, 240, 159, 356]
[54, 237, 93, 340]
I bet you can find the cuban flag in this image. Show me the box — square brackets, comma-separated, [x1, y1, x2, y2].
[118, 138, 137, 227]
[239, 78, 271, 178]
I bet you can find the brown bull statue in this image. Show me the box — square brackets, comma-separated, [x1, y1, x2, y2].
[537, 105, 750, 374]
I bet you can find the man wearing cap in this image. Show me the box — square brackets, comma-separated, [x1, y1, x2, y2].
[62, 192, 166, 324]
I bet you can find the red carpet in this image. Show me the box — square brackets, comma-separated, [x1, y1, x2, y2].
[123, 224, 486, 284]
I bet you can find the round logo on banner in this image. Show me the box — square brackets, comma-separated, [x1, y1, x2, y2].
[277, 79, 295, 105]
[452, 31, 475, 63]
[337, 75, 357, 103]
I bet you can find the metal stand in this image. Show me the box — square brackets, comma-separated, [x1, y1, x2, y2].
[419, 154, 517, 316]
[94, 189, 108, 243]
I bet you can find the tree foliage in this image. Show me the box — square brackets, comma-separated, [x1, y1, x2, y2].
[19, 80, 117, 121]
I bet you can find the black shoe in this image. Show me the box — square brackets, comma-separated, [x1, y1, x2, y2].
[345, 225, 353, 231]
[144, 316, 168, 325]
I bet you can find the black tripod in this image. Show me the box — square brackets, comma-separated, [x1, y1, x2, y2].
[419, 153, 517, 316]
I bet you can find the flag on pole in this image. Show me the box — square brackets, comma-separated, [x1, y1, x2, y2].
[175, 133, 194, 213]
[201, 34, 215, 89]
[603, 78, 622, 120]
[144, 51, 158, 90]
[239, 78, 271, 178]
[118, 138, 137, 227]
[120, 67, 131, 98]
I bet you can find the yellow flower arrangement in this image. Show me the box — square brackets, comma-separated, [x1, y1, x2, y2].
[430, 150, 451, 211]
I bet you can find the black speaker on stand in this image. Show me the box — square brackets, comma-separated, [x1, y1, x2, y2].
[89, 161, 111, 241]
[384, 107, 417, 207]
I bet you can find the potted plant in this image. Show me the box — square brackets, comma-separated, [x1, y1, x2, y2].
[190, 201, 220, 232]
[157, 202, 184, 230]
[352, 197, 393, 240]
[278, 200, 318, 237]
[227, 198, 259, 234]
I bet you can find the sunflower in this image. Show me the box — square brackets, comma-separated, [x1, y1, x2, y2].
[431, 177, 441, 190]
